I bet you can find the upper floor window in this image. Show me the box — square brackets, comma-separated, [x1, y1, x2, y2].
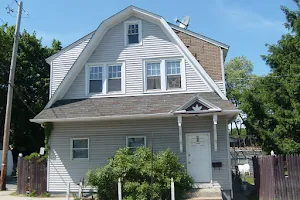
[124, 20, 142, 46]
[108, 65, 122, 92]
[86, 63, 125, 95]
[146, 62, 161, 90]
[89, 66, 102, 93]
[166, 61, 181, 89]
[144, 58, 185, 92]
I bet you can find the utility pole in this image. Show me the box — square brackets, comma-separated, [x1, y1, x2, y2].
[0, 1, 22, 191]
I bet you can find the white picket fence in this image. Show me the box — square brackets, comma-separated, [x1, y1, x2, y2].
[66, 178, 175, 200]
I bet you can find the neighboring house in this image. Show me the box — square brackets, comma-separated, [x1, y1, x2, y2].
[31, 6, 239, 199]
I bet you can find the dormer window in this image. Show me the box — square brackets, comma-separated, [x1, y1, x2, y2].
[124, 20, 142, 46]
[128, 24, 139, 44]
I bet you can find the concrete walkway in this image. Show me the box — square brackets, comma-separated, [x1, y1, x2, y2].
[0, 191, 74, 200]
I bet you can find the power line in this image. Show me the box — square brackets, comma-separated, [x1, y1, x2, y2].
[8, 83, 37, 116]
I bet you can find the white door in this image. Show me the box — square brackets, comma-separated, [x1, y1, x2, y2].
[186, 133, 212, 183]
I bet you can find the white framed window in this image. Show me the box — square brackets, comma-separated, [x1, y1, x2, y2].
[85, 62, 125, 96]
[108, 65, 122, 92]
[71, 138, 89, 160]
[166, 60, 181, 89]
[124, 20, 142, 46]
[89, 66, 103, 93]
[146, 62, 161, 90]
[143, 58, 186, 92]
[126, 136, 146, 149]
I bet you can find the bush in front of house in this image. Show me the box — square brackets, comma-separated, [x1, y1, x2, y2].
[86, 147, 193, 200]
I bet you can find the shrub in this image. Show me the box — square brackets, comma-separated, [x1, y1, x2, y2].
[86, 147, 193, 200]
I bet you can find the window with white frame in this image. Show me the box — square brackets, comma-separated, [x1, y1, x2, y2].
[128, 24, 139, 44]
[144, 58, 185, 92]
[166, 60, 181, 89]
[146, 62, 161, 90]
[126, 136, 146, 149]
[86, 63, 124, 95]
[108, 65, 122, 92]
[71, 138, 89, 159]
[124, 20, 142, 45]
[89, 66, 102, 93]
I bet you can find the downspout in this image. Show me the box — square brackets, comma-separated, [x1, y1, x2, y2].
[213, 114, 218, 151]
[177, 115, 183, 153]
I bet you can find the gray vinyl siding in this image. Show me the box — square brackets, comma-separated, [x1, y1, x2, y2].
[215, 80, 226, 94]
[62, 17, 210, 99]
[48, 116, 230, 192]
[51, 37, 91, 97]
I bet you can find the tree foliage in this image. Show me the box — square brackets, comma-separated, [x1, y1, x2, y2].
[86, 147, 193, 200]
[0, 25, 61, 155]
[241, 0, 300, 154]
[225, 56, 254, 140]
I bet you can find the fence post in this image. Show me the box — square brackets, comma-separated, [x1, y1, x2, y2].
[171, 178, 175, 200]
[118, 178, 122, 200]
[66, 182, 70, 200]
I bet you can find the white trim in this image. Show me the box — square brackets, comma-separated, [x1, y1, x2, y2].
[143, 57, 186, 93]
[44, 6, 228, 108]
[46, 137, 50, 191]
[70, 138, 90, 161]
[49, 61, 53, 99]
[124, 20, 142, 46]
[186, 132, 213, 183]
[85, 62, 125, 96]
[220, 48, 226, 96]
[126, 136, 146, 148]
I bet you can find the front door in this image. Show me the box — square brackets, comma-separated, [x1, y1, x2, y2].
[186, 133, 212, 183]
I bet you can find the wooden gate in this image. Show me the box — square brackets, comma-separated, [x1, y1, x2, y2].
[17, 157, 47, 195]
[253, 154, 300, 200]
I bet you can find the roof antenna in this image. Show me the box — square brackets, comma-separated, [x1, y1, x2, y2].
[174, 16, 190, 29]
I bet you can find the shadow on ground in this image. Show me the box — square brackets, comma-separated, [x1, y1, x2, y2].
[232, 173, 258, 200]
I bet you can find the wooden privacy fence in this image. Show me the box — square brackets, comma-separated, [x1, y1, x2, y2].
[252, 154, 300, 200]
[17, 157, 47, 195]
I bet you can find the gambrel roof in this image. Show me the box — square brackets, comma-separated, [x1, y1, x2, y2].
[44, 6, 228, 109]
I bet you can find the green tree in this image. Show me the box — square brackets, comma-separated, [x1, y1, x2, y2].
[241, 0, 300, 154]
[0, 25, 61, 155]
[225, 56, 254, 140]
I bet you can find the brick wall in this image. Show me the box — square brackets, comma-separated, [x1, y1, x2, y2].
[174, 29, 223, 81]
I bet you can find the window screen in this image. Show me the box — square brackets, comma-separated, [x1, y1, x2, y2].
[72, 139, 89, 159]
[128, 24, 139, 44]
[166, 61, 181, 89]
[89, 67, 102, 93]
[146, 62, 161, 90]
[108, 65, 122, 92]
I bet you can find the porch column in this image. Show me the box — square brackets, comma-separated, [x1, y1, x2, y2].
[177, 115, 183, 153]
[213, 114, 218, 151]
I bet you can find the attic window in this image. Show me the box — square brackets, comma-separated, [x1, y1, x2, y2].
[124, 20, 142, 45]
[89, 66, 102, 93]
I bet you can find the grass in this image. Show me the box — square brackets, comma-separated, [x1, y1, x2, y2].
[242, 175, 254, 185]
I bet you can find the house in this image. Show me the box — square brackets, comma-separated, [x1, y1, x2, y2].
[31, 6, 239, 199]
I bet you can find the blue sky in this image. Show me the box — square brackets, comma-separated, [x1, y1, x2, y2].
[0, 0, 297, 75]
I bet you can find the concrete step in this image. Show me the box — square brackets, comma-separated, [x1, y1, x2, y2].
[186, 197, 223, 200]
[185, 188, 222, 200]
